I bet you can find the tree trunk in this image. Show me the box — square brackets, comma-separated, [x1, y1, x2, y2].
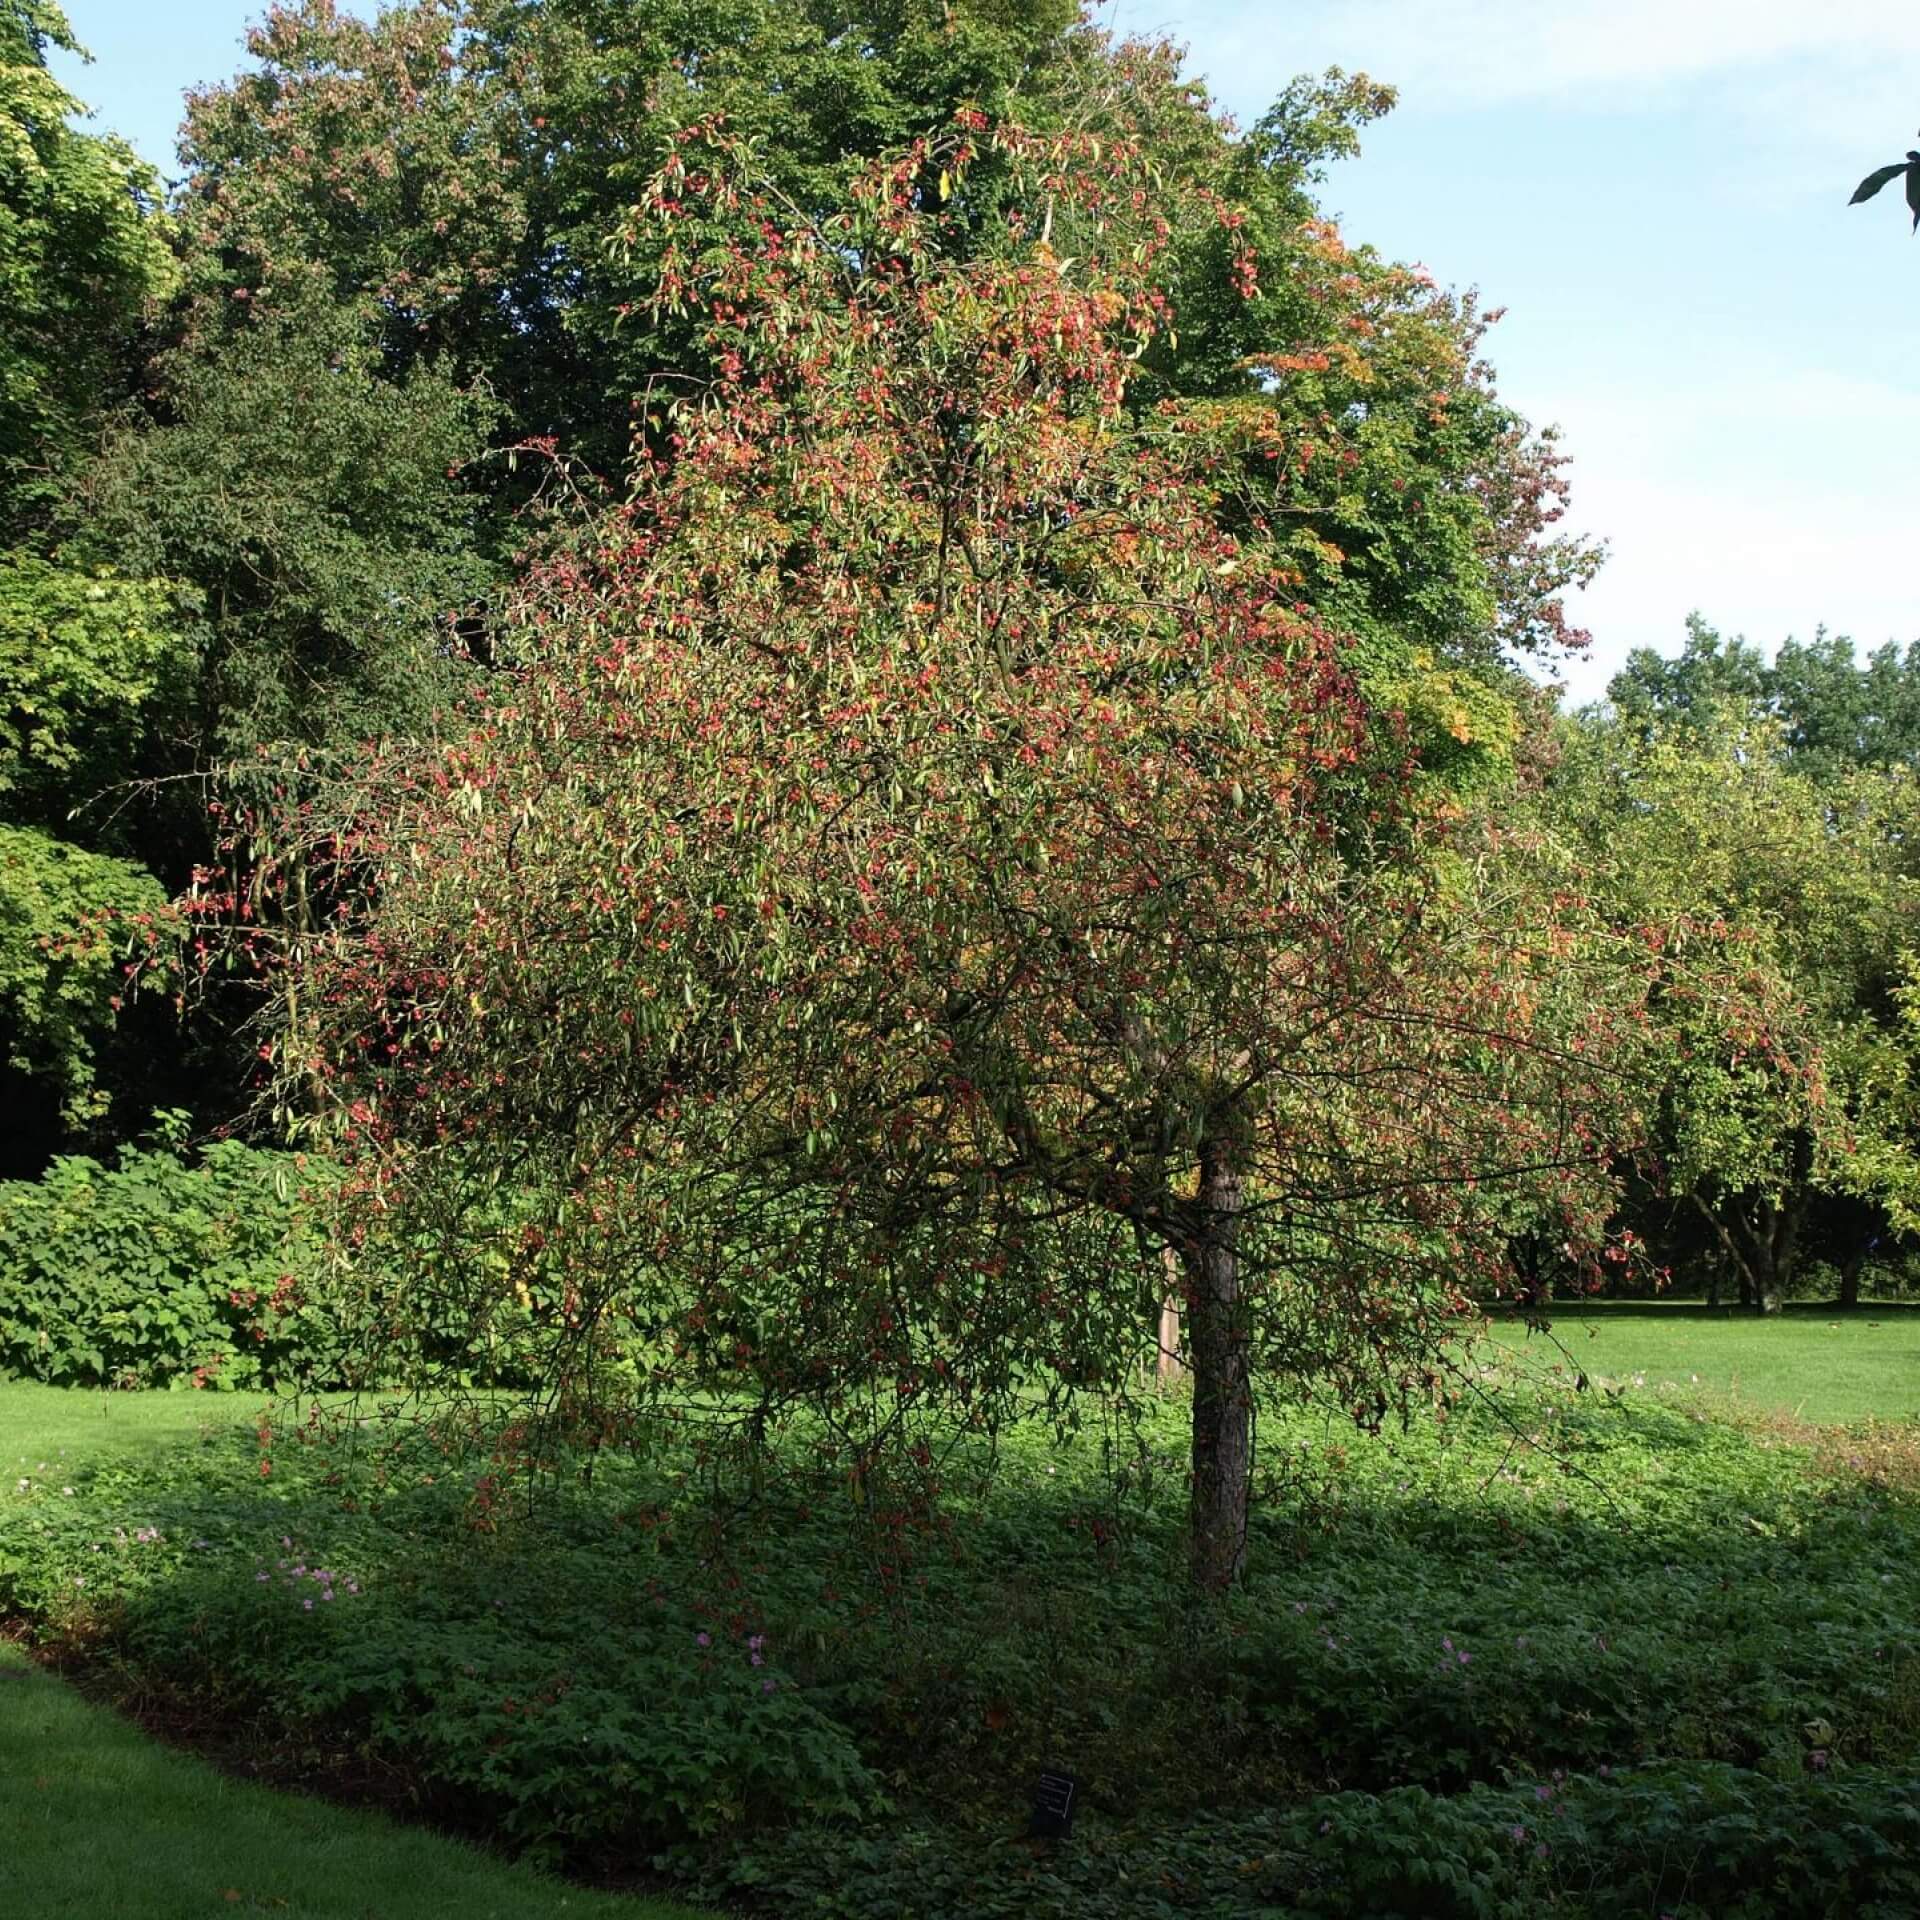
[1839, 1247, 1865, 1311]
[1748, 1181, 1805, 1315]
[1184, 1129, 1250, 1592]
[1757, 1136, 1814, 1314]
[1748, 1210, 1781, 1315]
[1693, 1189, 1800, 1317]
[1154, 1245, 1184, 1390]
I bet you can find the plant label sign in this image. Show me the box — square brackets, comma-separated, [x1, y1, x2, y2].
[1029, 1769, 1078, 1839]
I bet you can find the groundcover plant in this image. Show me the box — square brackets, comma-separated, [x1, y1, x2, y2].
[5, 1379, 1919, 1918]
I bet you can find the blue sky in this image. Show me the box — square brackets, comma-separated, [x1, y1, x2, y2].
[55, 0, 1920, 703]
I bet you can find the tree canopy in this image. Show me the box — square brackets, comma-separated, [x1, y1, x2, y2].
[0, 1, 181, 1165]
[169, 0, 1594, 782]
[253, 123, 1640, 1588]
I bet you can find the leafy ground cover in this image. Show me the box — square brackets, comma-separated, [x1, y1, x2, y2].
[4, 1354, 1919, 1919]
[1492, 1303, 1920, 1423]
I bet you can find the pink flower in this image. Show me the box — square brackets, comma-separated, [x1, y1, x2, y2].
[696, 1631, 711, 1648]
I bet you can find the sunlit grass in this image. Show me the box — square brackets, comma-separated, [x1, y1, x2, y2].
[1487, 1301, 1920, 1424]
[0, 1379, 259, 1466]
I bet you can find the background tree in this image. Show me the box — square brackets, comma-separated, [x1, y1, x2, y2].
[1610, 615, 1920, 781]
[1547, 707, 1920, 1310]
[0, 1, 179, 1167]
[74, 292, 495, 770]
[0, 0, 172, 527]
[173, 1, 1594, 781]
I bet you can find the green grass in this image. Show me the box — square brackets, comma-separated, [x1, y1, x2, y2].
[0, 1384, 711, 1920]
[0, 1378, 265, 1467]
[1489, 1301, 1920, 1424]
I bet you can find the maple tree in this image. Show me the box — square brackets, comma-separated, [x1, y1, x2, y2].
[256, 122, 1638, 1588]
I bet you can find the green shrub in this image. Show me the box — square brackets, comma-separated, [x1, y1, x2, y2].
[0, 1140, 337, 1387]
[0, 1138, 643, 1391]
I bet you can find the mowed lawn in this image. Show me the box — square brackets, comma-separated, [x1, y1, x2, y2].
[1488, 1301, 1920, 1424]
[0, 1377, 262, 1467]
[0, 1383, 713, 1920]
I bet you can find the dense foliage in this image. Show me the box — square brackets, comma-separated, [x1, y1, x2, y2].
[0, 1134, 621, 1391]
[4, 1386, 1918, 1914]
[0, 2, 181, 1168]
[0, 0, 173, 527]
[0, 9, 1915, 1914]
[3, 0, 1604, 1177]
[0, 1138, 328, 1387]
[251, 121, 1647, 1589]
[170, 2, 1593, 779]
[1544, 627, 1920, 1308]
[0, 824, 174, 1135]
[1610, 615, 1920, 784]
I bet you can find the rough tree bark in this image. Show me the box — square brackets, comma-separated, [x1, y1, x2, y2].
[1184, 1128, 1250, 1591]
[1748, 1189, 1804, 1315]
[1693, 1184, 1806, 1317]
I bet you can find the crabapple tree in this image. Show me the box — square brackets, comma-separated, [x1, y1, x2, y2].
[263, 124, 1636, 1589]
